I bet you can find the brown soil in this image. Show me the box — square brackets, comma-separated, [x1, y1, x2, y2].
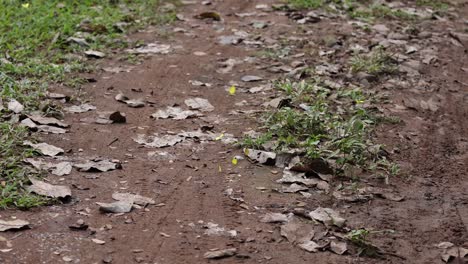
[1, 0, 468, 263]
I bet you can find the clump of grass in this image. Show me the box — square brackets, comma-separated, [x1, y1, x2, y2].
[349, 4, 416, 22]
[242, 78, 395, 177]
[287, 0, 324, 9]
[416, 0, 449, 11]
[0, 124, 48, 209]
[0, 0, 174, 208]
[350, 47, 397, 76]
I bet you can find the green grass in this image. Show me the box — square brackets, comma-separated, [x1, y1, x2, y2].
[286, 0, 416, 22]
[0, 0, 174, 208]
[0, 124, 48, 208]
[350, 47, 397, 76]
[416, 0, 449, 11]
[242, 78, 395, 177]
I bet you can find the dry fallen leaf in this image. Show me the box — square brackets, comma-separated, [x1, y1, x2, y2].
[7, 99, 24, 113]
[203, 248, 237, 259]
[74, 159, 122, 172]
[260, 213, 290, 223]
[151, 107, 200, 120]
[0, 220, 30, 232]
[24, 141, 64, 157]
[97, 200, 133, 214]
[112, 192, 155, 206]
[184, 98, 214, 112]
[115, 93, 145, 108]
[309, 207, 346, 227]
[27, 178, 71, 199]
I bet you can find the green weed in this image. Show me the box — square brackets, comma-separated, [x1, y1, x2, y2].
[350, 47, 397, 76]
[242, 78, 395, 177]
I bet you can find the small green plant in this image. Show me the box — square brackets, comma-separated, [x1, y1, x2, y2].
[242, 78, 395, 177]
[347, 229, 380, 256]
[351, 47, 397, 76]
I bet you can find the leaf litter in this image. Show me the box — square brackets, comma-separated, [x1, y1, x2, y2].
[24, 141, 64, 157]
[27, 178, 72, 199]
[0, 220, 30, 232]
[151, 106, 201, 120]
[115, 93, 145, 108]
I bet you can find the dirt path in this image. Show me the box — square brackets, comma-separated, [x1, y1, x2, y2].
[1, 0, 468, 263]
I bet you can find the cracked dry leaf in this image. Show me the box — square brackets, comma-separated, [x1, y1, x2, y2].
[21, 118, 68, 134]
[51, 162, 73, 176]
[280, 217, 315, 244]
[134, 134, 184, 148]
[65, 104, 96, 113]
[151, 107, 200, 120]
[282, 183, 309, 193]
[203, 248, 237, 259]
[277, 169, 322, 187]
[298, 241, 320, 253]
[241, 75, 263, 82]
[127, 43, 171, 54]
[84, 50, 105, 58]
[441, 246, 468, 263]
[7, 99, 24, 113]
[184, 98, 214, 112]
[112, 192, 155, 206]
[244, 149, 276, 165]
[27, 114, 69, 128]
[309, 207, 346, 227]
[27, 178, 71, 199]
[260, 213, 290, 223]
[74, 159, 122, 172]
[330, 241, 347, 255]
[115, 93, 145, 108]
[97, 200, 133, 213]
[24, 141, 64, 157]
[0, 220, 30, 232]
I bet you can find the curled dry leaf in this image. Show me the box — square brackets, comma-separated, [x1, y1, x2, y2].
[112, 192, 155, 206]
[241, 75, 263, 82]
[20, 118, 68, 134]
[27, 178, 71, 199]
[65, 104, 96, 113]
[203, 248, 237, 259]
[0, 220, 30, 232]
[244, 149, 276, 165]
[51, 162, 73, 176]
[184, 98, 214, 112]
[24, 141, 64, 157]
[84, 50, 105, 58]
[277, 169, 323, 187]
[281, 183, 309, 193]
[127, 43, 171, 54]
[330, 241, 348, 255]
[74, 159, 122, 172]
[260, 213, 290, 223]
[97, 200, 133, 214]
[27, 114, 69, 128]
[7, 99, 24, 113]
[151, 107, 200, 120]
[91, 111, 126, 124]
[298, 241, 321, 253]
[309, 207, 346, 227]
[280, 216, 315, 244]
[115, 93, 145, 108]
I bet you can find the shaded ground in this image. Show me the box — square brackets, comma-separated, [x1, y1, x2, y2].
[1, 0, 468, 263]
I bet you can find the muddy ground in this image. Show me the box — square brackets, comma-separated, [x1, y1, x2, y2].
[1, 0, 468, 263]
